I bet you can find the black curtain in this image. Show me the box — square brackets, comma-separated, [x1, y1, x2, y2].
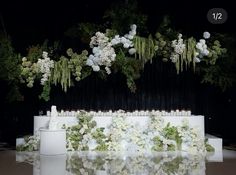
[1, 57, 235, 145]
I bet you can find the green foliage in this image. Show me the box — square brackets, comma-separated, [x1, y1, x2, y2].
[92, 128, 108, 151]
[65, 22, 105, 44]
[25, 40, 59, 62]
[52, 56, 72, 92]
[162, 157, 183, 174]
[5, 2, 233, 102]
[35, 48, 91, 100]
[64, 111, 108, 151]
[152, 136, 164, 151]
[200, 35, 235, 91]
[67, 48, 89, 81]
[20, 57, 39, 88]
[39, 81, 51, 101]
[133, 35, 156, 66]
[65, 111, 95, 151]
[0, 34, 22, 102]
[155, 32, 173, 62]
[114, 50, 143, 92]
[67, 154, 106, 174]
[103, 0, 148, 34]
[16, 135, 39, 152]
[162, 123, 182, 150]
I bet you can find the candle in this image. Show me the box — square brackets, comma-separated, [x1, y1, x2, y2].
[46, 111, 50, 116]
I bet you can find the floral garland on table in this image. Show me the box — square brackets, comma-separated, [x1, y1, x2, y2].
[16, 135, 40, 152]
[62, 111, 107, 151]
[17, 112, 214, 153]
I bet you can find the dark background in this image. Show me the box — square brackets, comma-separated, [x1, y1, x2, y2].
[0, 0, 235, 146]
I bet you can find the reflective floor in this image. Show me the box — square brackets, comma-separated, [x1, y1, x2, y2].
[0, 150, 236, 175]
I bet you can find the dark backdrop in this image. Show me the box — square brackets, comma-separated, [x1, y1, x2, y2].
[0, 0, 235, 146]
[1, 58, 235, 146]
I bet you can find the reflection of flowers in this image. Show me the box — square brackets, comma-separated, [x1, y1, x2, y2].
[16, 151, 205, 175]
[67, 152, 206, 175]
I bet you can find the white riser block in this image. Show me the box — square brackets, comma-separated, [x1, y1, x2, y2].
[34, 115, 205, 137]
[206, 134, 223, 152]
[206, 134, 223, 162]
[40, 129, 66, 155]
[40, 155, 67, 175]
[208, 138, 222, 152]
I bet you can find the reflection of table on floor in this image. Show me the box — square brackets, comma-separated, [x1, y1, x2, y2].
[14, 150, 228, 175]
[40, 154, 66, 175]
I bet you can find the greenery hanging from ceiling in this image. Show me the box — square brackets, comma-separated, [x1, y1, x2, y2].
[0, 0, 235, 102]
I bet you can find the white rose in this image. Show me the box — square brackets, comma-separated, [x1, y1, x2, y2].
[128, 48, 136, 55]
[203, 31, 210, 39]
[86, 59, 94, 66]
[92, 65, 100, 72]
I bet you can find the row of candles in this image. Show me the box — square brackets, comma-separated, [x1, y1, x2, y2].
[44, 109, 192, 117]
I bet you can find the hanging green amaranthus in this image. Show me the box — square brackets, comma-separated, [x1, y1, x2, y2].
[133, 35, 156, 66]
[52, 56, 71, 92]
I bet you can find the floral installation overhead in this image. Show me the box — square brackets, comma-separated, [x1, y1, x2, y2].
[0, 0, 235, 102]
[18, 22, 228, 101]
[16, 111, 214, 153]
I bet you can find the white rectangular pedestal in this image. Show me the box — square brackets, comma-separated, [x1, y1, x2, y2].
[40, 129, 66, 155]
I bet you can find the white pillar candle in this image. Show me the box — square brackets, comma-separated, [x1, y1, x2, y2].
[187, 111, 191, 116]
[176, 109, 179, 116]
[46, 111, 50, 116]
[161, 110, 165, 116]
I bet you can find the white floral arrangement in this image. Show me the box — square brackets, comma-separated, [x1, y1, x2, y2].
[16, 135, 40, 152]
[194, 31, 211, 63]
[86, 24, 137, 74]
[170, 33, 186, 63]
[20, 51, 54, 87]
[36, 51, 54, 85]
[104, 113, 207, 154]
[18, 111, 213, 154]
